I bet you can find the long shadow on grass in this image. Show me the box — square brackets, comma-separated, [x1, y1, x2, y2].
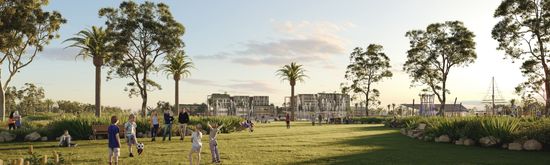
[291, 125, 550, 165]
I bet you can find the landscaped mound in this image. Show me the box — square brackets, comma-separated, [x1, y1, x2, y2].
[390, 116, 550, 151]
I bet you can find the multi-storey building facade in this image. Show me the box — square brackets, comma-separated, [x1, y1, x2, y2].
[207, 94, 274, 118]
[286, 93, 350, 119]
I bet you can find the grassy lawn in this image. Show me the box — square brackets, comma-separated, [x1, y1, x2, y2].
[0, 122, 549, 165]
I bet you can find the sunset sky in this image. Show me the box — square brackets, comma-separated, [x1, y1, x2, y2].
[6, 0, 524, 111]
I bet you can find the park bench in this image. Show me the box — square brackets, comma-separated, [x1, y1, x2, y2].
[91, 125, 125, 140]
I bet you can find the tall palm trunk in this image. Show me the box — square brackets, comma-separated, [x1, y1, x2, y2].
[291, 84, 295, 121]
[175, 78, 179, 113]
[95, 65, 101, 117]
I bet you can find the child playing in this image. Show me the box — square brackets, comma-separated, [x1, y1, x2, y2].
[108, 116, 121, 165]
[189, 124, 203, 165]
[125, 114, 139, 157]
[207, 122, 224, 163]
[58, 130, 77, 147]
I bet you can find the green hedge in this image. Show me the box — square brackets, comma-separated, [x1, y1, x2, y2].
[2, 114, 245, 141]
[350, 117, 390, 124]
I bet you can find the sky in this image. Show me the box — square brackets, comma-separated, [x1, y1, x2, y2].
[4, 0, 523, 111]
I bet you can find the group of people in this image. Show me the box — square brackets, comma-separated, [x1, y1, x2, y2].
[6, 111, 22, 130]
[106, 109, 225, 165]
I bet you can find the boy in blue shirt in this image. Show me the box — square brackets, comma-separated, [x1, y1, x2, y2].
[108, 116, 121, 165]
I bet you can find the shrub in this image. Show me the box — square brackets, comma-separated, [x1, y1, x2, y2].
[480, 117, 520, 142]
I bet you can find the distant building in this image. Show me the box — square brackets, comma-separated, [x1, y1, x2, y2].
[207, 93, 274, 118]
[286, 93, 351, 119]
[179, 104, 207, 116]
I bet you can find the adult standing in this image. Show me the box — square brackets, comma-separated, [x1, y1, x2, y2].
[162, 109, 174, 141]
[150, 111, 160, 141]
[13, 110, 22, 129]
[285, 112, 290, 129]
[178, 108, 190, 141]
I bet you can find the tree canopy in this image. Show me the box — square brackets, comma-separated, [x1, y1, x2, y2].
[404, 21, 476, 116]
[343, 44, 392, 116]
[99, 1, 185, 117]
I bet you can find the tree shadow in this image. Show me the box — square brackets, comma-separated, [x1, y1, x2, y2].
[291, 125, 550, 165]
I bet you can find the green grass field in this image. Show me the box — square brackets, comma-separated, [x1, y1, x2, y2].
[1, 122, 549, 165]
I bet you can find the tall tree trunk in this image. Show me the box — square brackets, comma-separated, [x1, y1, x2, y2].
[365, 91, 370, 116]
[0, 83, 4, 121]
[440, 79, 447, 117]
[175, 79, 179, 113]
[542, 61, 550, 117]
[95, 65, 101, 117]
[142, 71, 148, 117]
[291, 84, 295, 121]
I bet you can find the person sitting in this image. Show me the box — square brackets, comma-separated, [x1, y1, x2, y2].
[59, 130, 77, 147]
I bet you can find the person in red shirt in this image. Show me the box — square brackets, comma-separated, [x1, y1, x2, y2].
[285, 112, 290, 129]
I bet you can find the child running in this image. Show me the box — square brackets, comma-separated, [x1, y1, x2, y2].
[125, 114, 138, 157]
[189, 124, 203, 165]
[207, 121, 224, 164]
[108, 116, 121, 165]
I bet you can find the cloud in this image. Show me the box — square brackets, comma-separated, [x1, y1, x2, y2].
[182, 78, 275, 93]
[37, 47, 82, 61]
[201, 20, 354, 67]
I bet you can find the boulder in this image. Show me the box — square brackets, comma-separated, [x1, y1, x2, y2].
[436, 135, 451, 143]
[479, 136, 500, 147]
[463, 138, 475, 146]
[400, 128, 407, 135]
[523, 139, 543, 151]
[423, 136, 434, 142]
[508, 142, 523, 151]
[455, 138, 465, 145]
[501, 143, 508, 149]
[412, 132, 423, 139]
[40, 137, 48, 141]
[24, 132, 41, 142]
[0, 131, 16, 142]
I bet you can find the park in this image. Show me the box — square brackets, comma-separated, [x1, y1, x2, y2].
[2, 0, 550, 164]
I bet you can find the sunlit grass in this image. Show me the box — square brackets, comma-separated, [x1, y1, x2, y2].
[0, 122, 549, 164]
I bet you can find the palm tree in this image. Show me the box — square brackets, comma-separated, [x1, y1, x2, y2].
[276, 62, 308, 121]
[162, 50, 194, 113]
[64, 26, 110, 117]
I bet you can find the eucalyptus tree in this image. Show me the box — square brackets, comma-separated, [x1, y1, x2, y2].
[404, 21, 476, 116]
[343, 44, 392, 116]
[492, 0, 550, 115]
[0, 0, 65, 120]
[99, 1, 185, 117]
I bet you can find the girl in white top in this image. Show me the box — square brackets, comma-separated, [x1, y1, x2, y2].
[189, 124, 203, 165]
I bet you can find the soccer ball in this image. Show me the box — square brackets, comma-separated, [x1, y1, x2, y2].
[137, 143, 144, 155]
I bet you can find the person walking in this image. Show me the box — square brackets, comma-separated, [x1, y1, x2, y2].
[178, 108, 190, 141]
[162, 110, 175, 141]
